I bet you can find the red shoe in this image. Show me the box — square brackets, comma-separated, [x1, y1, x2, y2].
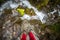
[21, 33, 27, 40]
[29, 31, 36, 40]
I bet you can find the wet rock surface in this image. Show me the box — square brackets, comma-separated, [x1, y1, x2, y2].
[0, 0, 60, 40]
[1, 8, 40, 40]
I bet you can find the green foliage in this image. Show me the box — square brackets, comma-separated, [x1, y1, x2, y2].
[29, 0, 60, 11]
[49, 22, 60, 33]
[29, 0, 49, 10]
[0, 0, 5, 3]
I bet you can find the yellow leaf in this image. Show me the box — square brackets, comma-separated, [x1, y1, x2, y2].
[17, 8, 25, 16]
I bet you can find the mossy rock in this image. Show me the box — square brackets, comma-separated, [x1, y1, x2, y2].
[29, 19, 47, 34]
[17, 5, 25, 9]
[29, 0, 49, 10]
[29, 20, 42, 34]
[3, 9, 12, 15]
[29, 19, 42, 25]
[11, 17, 22, 25]
[17, 5, 36, 16]
[50, 22, 60, 33]
[25, 8, 36, 16]
[29, 19, 46, 30]
[15, 18, 22, 25]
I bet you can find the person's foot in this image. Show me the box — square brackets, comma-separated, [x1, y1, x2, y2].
[29, 30, 36, 40]
[20, 30, 27, 40]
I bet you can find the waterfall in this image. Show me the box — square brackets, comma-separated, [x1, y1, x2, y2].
[20, 0, 47, 23]
[0, 0, 47, 23]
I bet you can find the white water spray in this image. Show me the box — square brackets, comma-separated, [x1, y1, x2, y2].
[20, 0, 47, 23]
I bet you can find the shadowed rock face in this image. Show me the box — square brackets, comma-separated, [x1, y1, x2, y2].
[0, 0, 9, 6]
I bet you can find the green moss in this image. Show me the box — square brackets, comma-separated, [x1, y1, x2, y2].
[17, 6, 36, 16]
[29, 0, 49, 10]
[51, 23, 60, 33]
[0, 0, 4, 3]
[25, 8, 36, 16]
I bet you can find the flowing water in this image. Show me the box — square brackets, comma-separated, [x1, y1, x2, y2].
[0, 0, 48, 23]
